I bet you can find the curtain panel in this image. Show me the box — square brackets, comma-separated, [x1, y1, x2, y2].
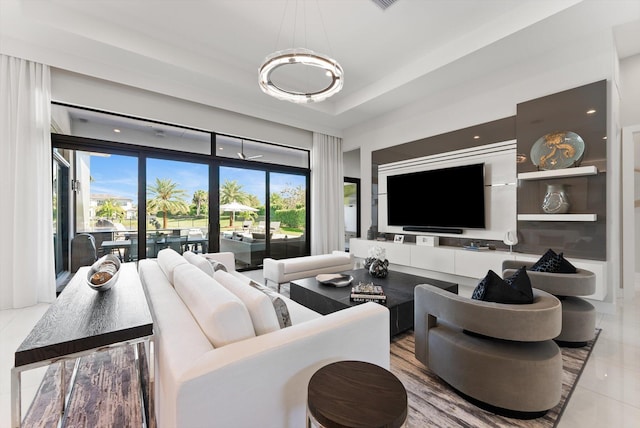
[0, 54, 56, 309]
[311, 133, 345, 255]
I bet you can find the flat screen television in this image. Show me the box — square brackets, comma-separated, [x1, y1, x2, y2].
[386, 163, 485, 232]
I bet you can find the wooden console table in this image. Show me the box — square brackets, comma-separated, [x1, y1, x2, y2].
[11, 263, 154, 428]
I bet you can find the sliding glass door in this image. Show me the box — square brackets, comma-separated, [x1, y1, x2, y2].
[344, 178, 361, 251]
[53, 151, 70, 280]
[268, 172, 307, 259]
[217, 166, 308, 269]
[73, 151, 139, 267]
[218, 166, 265, 269]
[146, 158, 210, 258]
[51, 105, 311, 274]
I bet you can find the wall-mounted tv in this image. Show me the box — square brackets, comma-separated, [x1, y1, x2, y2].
[386, 163, 485, 232]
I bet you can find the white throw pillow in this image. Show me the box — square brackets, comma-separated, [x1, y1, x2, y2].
[248, 280, 292, 329]
[174, 264, 255, 347]
[157, 248, 189, 285]
[184, 251, 228, 277]
[213, 270, 282, 335]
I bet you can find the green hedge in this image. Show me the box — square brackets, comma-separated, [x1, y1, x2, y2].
[273, 208, 305, 228]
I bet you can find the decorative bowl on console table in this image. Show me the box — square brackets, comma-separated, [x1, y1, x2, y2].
[86, 254, 121, 291]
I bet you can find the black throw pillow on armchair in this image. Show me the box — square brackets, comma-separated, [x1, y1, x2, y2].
[471, 267, 534, 304]
[530, 248, 577, 274]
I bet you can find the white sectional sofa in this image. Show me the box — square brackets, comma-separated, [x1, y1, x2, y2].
[263, 250, 354, 292]
[138, 249, 389, 428]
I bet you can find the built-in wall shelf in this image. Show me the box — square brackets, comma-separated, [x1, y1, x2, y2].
[517, 213, 598, 222]
[517, 165, 598, 180]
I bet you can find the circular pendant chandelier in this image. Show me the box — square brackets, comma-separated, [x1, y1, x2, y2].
[258, 48, 344, 104]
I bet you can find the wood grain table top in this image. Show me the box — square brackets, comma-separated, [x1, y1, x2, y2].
[14, 263, 153, 367]
[307, 360, 408, 428]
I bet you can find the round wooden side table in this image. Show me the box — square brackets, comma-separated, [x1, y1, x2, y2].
[307, 360, 408, 428]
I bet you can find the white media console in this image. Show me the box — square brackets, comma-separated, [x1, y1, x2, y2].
[349, 238, 607, 302]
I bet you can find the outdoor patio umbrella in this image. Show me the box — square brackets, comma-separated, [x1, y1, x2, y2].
[220, 201, 258, 227]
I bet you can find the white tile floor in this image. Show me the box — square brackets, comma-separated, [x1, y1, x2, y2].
[1, 278, 639, 428]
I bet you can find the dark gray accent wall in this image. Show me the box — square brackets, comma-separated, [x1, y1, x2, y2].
[516, 80, 607, 261]
[372, 117, 516, 165]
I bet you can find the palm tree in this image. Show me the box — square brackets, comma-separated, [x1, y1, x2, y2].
[192, 190, 208, 216]
[220, 180, 248, 227]
[96, 198, 125, 222]
[147, 178, 189, 229]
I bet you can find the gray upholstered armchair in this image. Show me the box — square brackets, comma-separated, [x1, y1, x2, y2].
[502, 260, 596, 347]
[414, 284, 563, 418]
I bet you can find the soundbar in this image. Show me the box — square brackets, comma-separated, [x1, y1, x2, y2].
[402, 226, 463, 234]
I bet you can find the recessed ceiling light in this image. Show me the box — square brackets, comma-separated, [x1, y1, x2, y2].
[473, 135, 480, 139]
[113, 128, 121, 133]
[603, 136, 607, 140]
[516, 153, 528, 163]
[586, 109, 596, 115]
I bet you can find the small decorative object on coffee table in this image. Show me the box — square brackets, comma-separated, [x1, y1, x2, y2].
[315, 273, 353, 288]
[350, 281, 387, 304]
[364, 246, 389, 278]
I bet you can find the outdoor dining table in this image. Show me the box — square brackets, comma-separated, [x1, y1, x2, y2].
[100, 239, 131, 261]
[100, 236, 209, 260]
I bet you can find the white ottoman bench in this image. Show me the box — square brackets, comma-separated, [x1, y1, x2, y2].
[263, 251, 354, 293]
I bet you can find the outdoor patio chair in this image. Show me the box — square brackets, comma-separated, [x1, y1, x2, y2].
[71, 233, 97, 272]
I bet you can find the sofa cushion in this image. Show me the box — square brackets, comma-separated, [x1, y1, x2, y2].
[183, 251, 228, 277]
[213, 270, 283, 335]
[248, 280, 292, 329]
[173, 263, 255, 347]
[157, 248, 189, 285]
[530, 249, 577, 274]
[471, 267, 534, 304]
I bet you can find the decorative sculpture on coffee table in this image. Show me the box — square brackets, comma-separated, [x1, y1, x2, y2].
[365, 246, 389, 278]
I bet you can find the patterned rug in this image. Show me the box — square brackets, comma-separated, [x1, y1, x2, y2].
[391, 329, 600, 428]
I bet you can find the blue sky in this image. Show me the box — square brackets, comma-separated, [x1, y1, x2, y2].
[89, 154, 305, 205]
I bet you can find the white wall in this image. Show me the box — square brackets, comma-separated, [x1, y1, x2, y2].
[343, 149, 360, 178]
[619, 55, 640, 277]
[635, 132, 640, 273]
[51, 69, 313, 150]
[620, 54, 640, 127]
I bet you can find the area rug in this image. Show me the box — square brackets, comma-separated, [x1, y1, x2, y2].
[391, 329, 601, 428]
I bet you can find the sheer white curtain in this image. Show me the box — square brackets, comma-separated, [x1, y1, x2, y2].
[0, 55, 56, 309]
[311, 132, 345, 255]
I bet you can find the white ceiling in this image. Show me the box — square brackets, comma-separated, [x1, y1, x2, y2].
[1, 0, 639, 136]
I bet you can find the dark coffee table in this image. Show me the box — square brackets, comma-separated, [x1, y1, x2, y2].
[290, 268, 457, 336]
